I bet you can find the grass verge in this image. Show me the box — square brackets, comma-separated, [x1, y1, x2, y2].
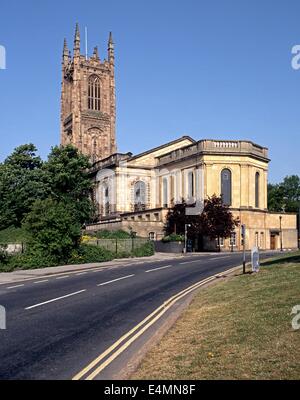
[132, 251, 300, 380]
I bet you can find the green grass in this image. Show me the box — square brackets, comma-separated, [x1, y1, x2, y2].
[0, 227, 29, 244]
[132, 251, 300, 380]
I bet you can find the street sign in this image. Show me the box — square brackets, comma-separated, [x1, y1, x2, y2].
[251, 246, 260, 273]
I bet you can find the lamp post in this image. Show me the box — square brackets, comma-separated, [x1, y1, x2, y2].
[184, 224, 191, 254]
[279, 215, 283, 252]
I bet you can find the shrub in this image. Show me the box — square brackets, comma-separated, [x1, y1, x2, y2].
[162, 233, 184, 243]
[69, 244, 114, 264]
[0, 245, 9, 265]
[23, 198, 82, 265]
[7, 250, 58, 270]
[94, 230, 132, 239]
[0, 227, 29, 244]
[132, 242, 155, 257]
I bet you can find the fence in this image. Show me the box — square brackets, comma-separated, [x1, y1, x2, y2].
[86, 238, 149, 254]
[0, 243, 25, 255]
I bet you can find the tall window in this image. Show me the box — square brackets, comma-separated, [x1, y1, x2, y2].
[187, 171, 194, 200]
[221, 169, 232, 206]
[163, 178, 168, 208]
[103, 184, 109, 216]
[134, 181, 146, 212]
[88, 75, 101, 111]
[230, 232, 237, 247]
[255, 172, 260, 208]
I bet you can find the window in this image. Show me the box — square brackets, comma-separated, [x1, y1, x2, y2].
[221, 169, 232, 206]
[88, 75, 101, 111]
[216, 237, 224, 247]
[134, 181, 146, 212]
[187, 171, 194, 200]
[230, 232, 237, 247]
[103, 184, 109, 216]
[255, 172, 260, 208]
[255, 232, 259, 247]
[163, 178, 168, 208]
[260, 232, 264, 249]
[149, 232, 156, 241]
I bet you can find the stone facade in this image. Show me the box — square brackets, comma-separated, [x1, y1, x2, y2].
[61, 25, 117, 162]
[60, 27, 298, 251]
[86, 138, 298, 251]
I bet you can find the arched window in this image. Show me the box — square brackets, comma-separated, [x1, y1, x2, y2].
[221, 169, 232, 206]
[163, 178, 168, 208]
[134, 181, 146, 212]
[88, 75, 101, 111]
[255, 172, 260, 208]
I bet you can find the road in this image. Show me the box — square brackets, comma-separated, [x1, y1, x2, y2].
[0, 251, 278, 380]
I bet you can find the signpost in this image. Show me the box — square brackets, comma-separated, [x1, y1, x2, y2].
[251, 246, 260, 273]
[241, 224, 246, 274]
[184, 224, 191, 254]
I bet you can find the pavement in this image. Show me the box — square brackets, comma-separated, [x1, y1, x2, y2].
[0, 253, 186, 285]
[0, 250, 283, 380]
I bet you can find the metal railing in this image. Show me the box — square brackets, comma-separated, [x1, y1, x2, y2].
[85, 238, 149, 254]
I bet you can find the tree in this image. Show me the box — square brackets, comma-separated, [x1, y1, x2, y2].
[0, 144, 46, 229]
[164, 196, 239, 250]
[199, 195, 239, 247]
[268, 175, 300, 213]
[44, 145, 94, 224]
[164, 200, 202, 237]
[23, 199, 82, 265]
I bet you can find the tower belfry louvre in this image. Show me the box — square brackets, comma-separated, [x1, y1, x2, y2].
[61, 24, 117, 162]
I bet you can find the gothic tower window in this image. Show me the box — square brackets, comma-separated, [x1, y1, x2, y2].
[255, 172, 260, 208]
[221, 168, 232, 206]
[134, 181, 146, 212]
[88, 75, 101, 111]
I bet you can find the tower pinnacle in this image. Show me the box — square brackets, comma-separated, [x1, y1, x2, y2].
[74, 23, 81, 56]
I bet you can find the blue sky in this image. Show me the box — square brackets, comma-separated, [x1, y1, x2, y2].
[0, 0, 299, 182]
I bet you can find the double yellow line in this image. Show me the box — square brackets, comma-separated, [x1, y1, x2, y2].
[72, 265, 239, 380]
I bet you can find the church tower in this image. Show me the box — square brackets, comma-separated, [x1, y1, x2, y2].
[61, 24, 117, 162]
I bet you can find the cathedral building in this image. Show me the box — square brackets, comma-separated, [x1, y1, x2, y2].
[61, 25, 298, 251]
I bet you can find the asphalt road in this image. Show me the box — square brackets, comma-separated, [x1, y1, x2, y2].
[0, 251, 278, 380]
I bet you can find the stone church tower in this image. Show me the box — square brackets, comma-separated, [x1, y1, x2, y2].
[61, 24, 117, 162]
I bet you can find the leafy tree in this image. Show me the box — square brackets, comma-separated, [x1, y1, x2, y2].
[23, 198, 82, 265]
[164, 196, 239, 249]
[164, 200, 202, 237]
[0, 144, 46, 229]
[44, 145, 94, 224]
[199, 195, 239, 245]
[268, 175, 300, 213]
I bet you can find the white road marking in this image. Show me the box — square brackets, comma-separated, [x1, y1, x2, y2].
[209, 256, 231, 260]
[7, 284, 24, 289]
[145, 265, 173, 273]
[25, 290, 86, 310]
[97, 275, 135, 287]
[56, 275, 70, 280]
[76, 272, 88, 276]
[180, 260, 200, 265]
[34, 280, 49, 284]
